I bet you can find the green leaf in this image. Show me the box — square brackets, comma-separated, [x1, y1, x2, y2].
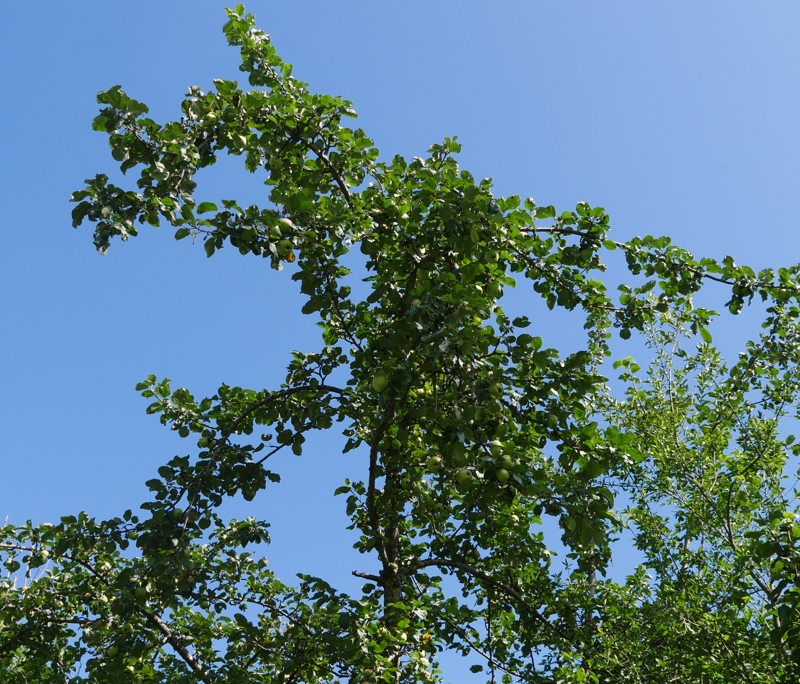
[197, 202, 218, 214]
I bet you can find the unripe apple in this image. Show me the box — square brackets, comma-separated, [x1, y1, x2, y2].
[495, 423, 508, 437]
[277, 239, 294, 256]
[485, 281, 502, 298]
[372, 374, 389, 392]
[484, 249, 499, 263]
[490, 440, 504, 457]
[426, 455, 443, 473]
[204, 111, 218, 123]
[499, 454, 516, 471]
[495, 468, 510, 483]
[134, 586, 147, 599]
[279, 217, 294, 230]
[267, 226, 282, 241]
[456, 468, 473, 486]
[107, 645, 119, 656]
[197, 436, 209, 448]
[488, 382, 503, 398]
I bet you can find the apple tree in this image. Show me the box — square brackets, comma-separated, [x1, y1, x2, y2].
[4, 5, 800, 683]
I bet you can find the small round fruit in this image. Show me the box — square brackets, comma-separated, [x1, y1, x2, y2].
[107, 645, 119, 656]
[372, 374, 389, 393]
[204, 111, 218, 123]
[279, 217, 294, 230]
[495, 423, 508, 437]
[495, 468, 510, 483]
[134, 586, 148, 599]
[197, 436, 209, 448]
[427, 455, 443, 473]
[267, 226, 282, 241]
[484, 249, 499, 263]
[499, 454, 516, 471]
[490, 440, 504, 457]
[485, 281, 503, 298]
[277, 239, 294, 257]
[456, 468, 473, 486]
[240, 228, 257, 242]
[547, 414, 558, 429]
[488, 382, 503, 398]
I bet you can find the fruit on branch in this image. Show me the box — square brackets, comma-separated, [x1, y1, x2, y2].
[488, 382, 503, 398]
[456, 468, 473, 486]
[485, 281, 503, 298]
[427, 455, 443, 473]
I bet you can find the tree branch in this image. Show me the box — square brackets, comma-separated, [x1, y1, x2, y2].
[407, 558, 568, 641]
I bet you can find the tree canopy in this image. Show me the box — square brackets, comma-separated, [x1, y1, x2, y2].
[4, 6, 800, 683]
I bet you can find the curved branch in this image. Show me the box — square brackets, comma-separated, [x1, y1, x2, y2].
[408, 558, 568, 641]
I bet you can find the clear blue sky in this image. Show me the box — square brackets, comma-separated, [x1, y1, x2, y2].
[1, 0, 799, 617]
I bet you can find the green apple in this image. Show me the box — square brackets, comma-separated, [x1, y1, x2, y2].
[495, 468, 510, 483]
[134, 586, 148, 599]
[372, 374, 389, 392]
[198, 436, 209, 448]
[485, 281, 502, 298]
[107, 645, 119, 656]
[495, 423, 508, 437]
[488, 382, 503, 397]
[547, 414, 558, 428]
[240, 228, 257, 242]
[499, 454, 516, 471]
[484, 249, 499, 263]
[267, 226, 282, 241]
[456, 468, 473, 486]
[426, 455, 443, 473]
[204, 111, 218, 123]
[277, 239, 294, 256]
[490, 440, 504, 457]
[279, 217, 294, 230]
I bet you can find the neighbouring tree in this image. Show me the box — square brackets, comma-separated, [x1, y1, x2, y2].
[5, 6, 800, 683]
